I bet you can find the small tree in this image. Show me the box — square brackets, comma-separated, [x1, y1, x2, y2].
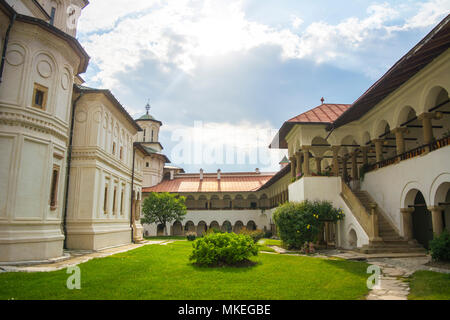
[273, 200, 344, 250]
[141, 192, 187, 235]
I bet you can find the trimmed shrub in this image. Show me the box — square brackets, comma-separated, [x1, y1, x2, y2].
[239, 227, 265, 243]
[189, 232, 258, 266]
[186, 232, 197, 241]
[430, 231, 450, 262]
[272, 200, 344, 250]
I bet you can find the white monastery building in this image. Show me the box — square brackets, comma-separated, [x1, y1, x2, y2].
[0, 0, 449, 263]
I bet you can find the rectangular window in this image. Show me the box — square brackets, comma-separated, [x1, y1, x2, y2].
[112, 187, 117, 214]
[49, 166, 59, 210]
[120, 147, 123, 160]
[50, 7, 56, 25]
[146, 162, 149, 168]
[120, 188, 124, 215]
[112, 142, 116, 155]
[103, 185, 108, 214]
[32, 83, 48, 110]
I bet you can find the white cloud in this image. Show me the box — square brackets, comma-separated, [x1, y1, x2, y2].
[291, 15, 304, 29]
[166, 120, 286, 172]
[78, 0, 450, 89]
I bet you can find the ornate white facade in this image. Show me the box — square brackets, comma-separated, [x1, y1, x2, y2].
[0, 0, 146, 263]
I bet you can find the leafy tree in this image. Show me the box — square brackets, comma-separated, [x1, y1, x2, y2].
[141, 192, 187, 235]
[273, 200, 344, 249]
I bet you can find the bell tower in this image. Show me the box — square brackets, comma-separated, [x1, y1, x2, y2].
[135, 101, 163, 152]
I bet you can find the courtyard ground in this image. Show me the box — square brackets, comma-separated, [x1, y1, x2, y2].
[0, 239, 449, 300]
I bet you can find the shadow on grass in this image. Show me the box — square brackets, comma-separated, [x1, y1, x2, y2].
[321, 257, 370, 277]
[189, 259, 261, 273]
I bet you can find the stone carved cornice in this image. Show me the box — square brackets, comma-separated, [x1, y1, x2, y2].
[71, 146, 143, 183]
[0, 107, 69, 142]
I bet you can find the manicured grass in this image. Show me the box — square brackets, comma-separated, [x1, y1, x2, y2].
[408, 270, 450, 300]
[259, 239, 282, 246]
[144, 236, 187, 241]
[0, 241, 370, 300]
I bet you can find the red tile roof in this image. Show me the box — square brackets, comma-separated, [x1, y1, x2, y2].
[287, 104, 351, 124]
[143, 173, 275, 193]
[270, 103, 351, 149]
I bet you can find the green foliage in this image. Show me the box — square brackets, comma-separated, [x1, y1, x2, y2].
[430, 231, 450, 262]
[272, 200, 344, 249]
[239, 227, 265, 243]
[141, 193, 187, 230]
[359, 164, 370, 181]
[186, 232, 197, 241]
[264, 231, 273, 238]
[189, 232, 258, 266]
[204, 228, 224, 236]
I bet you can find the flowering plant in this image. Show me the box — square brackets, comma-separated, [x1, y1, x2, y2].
[273, 200, 345, 249]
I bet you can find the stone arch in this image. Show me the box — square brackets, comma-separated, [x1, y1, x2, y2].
[172, 221, 183, 236]
[184, 221, 195, 233]
[422, 85, 450, 113]
[197, 221, 207, 236]
[347, 228, 358, 249]
[234, 194, 244, 209]
[246, 220, 257, 231]
[233, 221, 244, 233]
[395, 105, 417, 127]
[401, 182, 428, 209]
[373, 119, 391, 139]
[247, 194, 258, 209]
[223, 194, 232, 209]
[198, 195, 208, 209]
[210, 195, 220, 209]
[210, 221, 220, 230]
[430, 173, 450, 206]
[221, 220, 232, 233]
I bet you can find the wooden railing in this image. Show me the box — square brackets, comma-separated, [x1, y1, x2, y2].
[367, 135, 449, 172]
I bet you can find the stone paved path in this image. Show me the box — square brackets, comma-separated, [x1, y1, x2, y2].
[0, 240, 172, 273]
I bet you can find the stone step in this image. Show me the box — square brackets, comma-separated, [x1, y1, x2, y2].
[359, 247, 427, 254]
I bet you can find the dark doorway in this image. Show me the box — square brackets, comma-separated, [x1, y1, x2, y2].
[157, 224, 165, 236]
[412, 192, 433, 249]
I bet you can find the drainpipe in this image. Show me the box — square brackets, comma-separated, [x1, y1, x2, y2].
[130, 144, 136, 244]
[62, 91, 84, 249]
[0, 13, 17, 84]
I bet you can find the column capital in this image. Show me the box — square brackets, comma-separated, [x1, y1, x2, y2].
[428, 206, 444, 212]
[331, 145, 341, 152]
[400, 207, 414, 214]
[372, 139, 384, 143]
[392, 127, 409, 134]
[301, 145, 312, 151]
[417, 112, 435, 121]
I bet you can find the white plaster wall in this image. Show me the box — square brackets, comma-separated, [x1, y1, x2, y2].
[361, 146, 450, 236]
[288, 177, 370, 249]
[143, 208, 274, 236]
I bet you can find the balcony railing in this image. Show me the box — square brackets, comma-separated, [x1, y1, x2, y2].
[367, 135, 449, 172]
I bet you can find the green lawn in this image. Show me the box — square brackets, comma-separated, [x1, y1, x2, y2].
[408, 270, 450, 300]
[0, 241, 371, 300]
[144, 236, 187, 241]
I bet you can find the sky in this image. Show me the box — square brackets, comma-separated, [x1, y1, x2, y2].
[76, 0, 450, 173]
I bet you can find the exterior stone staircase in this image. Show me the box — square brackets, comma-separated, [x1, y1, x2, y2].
[352, 190, 426, 255]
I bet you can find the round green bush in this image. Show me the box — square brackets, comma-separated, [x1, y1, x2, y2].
[430, 230, 450, 262]
[189, 232, 258, 266]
